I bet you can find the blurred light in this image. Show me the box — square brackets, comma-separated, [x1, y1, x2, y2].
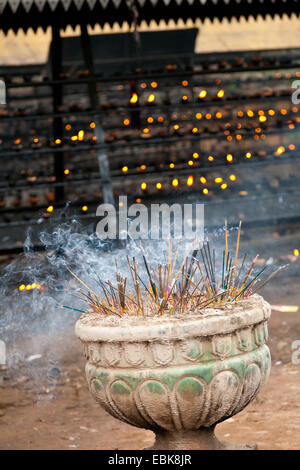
[136, 198, 141, 203]
[217, 89, 224, 98]
[193, 152, 199, 159]
[215, 177, 222, 183]
[192, 127, 198, 133]
[294, 249, 299, 257]
[147, 117, 154, 124]
[173, 124, 179, 130]
[276, 146, 285, 155]
[169, 163, 175, 168]
[268, 109, 275, 116]
[143, 128, 150, 134]
[123, 118, 130, 126]
[122, 166, 128, 173]
[140, 165, 146, 170]
[130, 93, 138, 104]
[237, 111, 244, 117]
[292, 107, 298, 113]
[90, 122, 96, 129]
[229, 174, 236, 181]
[141, 182, 147, 190]
[78, 130, 84, 141]
[200, 176, 207, 184]
[205, 113, 212, 120]
[236, 134, 242, 140]
[216, 112, 222, 119]
[289, 144, 296, 150]
[55, 138, 61, 144]
[47, 205, 54, 213]
[247, 110, 254, 117]
[26, 285, 32, 290]
[196, 113, 202, 120]
[221, 183, 227, 189]
[280, 109, 287, 115]
[151, 82, 158, 88]
[156, 182, 162, 189]
[187, 176, 193, 186]
[158, 116, 164, 122]
[19, 285, 26, 291]
[182, 95, 188, 101]
[227, 136, 232, 141]
[172, 178, 179, 187]
[258, 110, 265, 116]
[148, 94, 155, 103]
[64, 169, 70, 175]
[198, 90, 207, 99]
[182, 80, 188, 86]
[119, 202, 123, 207]
[208, 156, 214, 161]
[71, 136, 78, 141]
[65, 124, 71, 130]
[188, 160, 194, 166]
[246, 152, 252, 158]
[14, 138, 21, 144]
[259, 116, 267, 123]
[203, 188, 208, 195]
[82, 205, 88, 212]
[140, 83, 147, 89]
[226, 154, 233, 162]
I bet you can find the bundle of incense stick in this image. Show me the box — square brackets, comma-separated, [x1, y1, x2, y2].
[63, 221, 288, 317]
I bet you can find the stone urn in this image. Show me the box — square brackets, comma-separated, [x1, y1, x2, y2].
[75, 294, 271, 450]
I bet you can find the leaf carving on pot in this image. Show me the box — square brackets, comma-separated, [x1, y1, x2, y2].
[212, 335, 232, 359]
[233, 363, 262, 415]
[109, 379, 148, 428]
[204, 370, 240, 426]
[137, 379, 175, 431]
[180, 340, 203, 362]
[102, 343, 121, 366]
[90, 377, 128, 423]
[124, 343, 145, 366]
[151, 342, 174, 365]
[174, 376, 207, 429]
[236, 327, 253, 352]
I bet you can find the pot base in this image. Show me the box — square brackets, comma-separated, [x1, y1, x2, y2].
[146, 427, 257, 451]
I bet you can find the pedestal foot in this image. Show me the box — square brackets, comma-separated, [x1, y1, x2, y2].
[146, 427, 257, 450]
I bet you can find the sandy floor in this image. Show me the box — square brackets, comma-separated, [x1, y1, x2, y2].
[0, 282, 299, 450]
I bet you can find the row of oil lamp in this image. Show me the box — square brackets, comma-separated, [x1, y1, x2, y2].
[6, 108, 299, 152]
[1, 77, 294, 121]
[0, 139, 296, 204]
[0, 140, 295, 195]
[1, 157, 295, 212]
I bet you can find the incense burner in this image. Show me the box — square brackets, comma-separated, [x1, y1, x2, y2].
[75, 294, 271, 450]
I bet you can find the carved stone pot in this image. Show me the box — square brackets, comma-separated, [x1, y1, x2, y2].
[75, 294, 271, 450]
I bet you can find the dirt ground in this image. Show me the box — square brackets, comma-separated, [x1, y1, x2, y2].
[0, 281, 299, 450]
